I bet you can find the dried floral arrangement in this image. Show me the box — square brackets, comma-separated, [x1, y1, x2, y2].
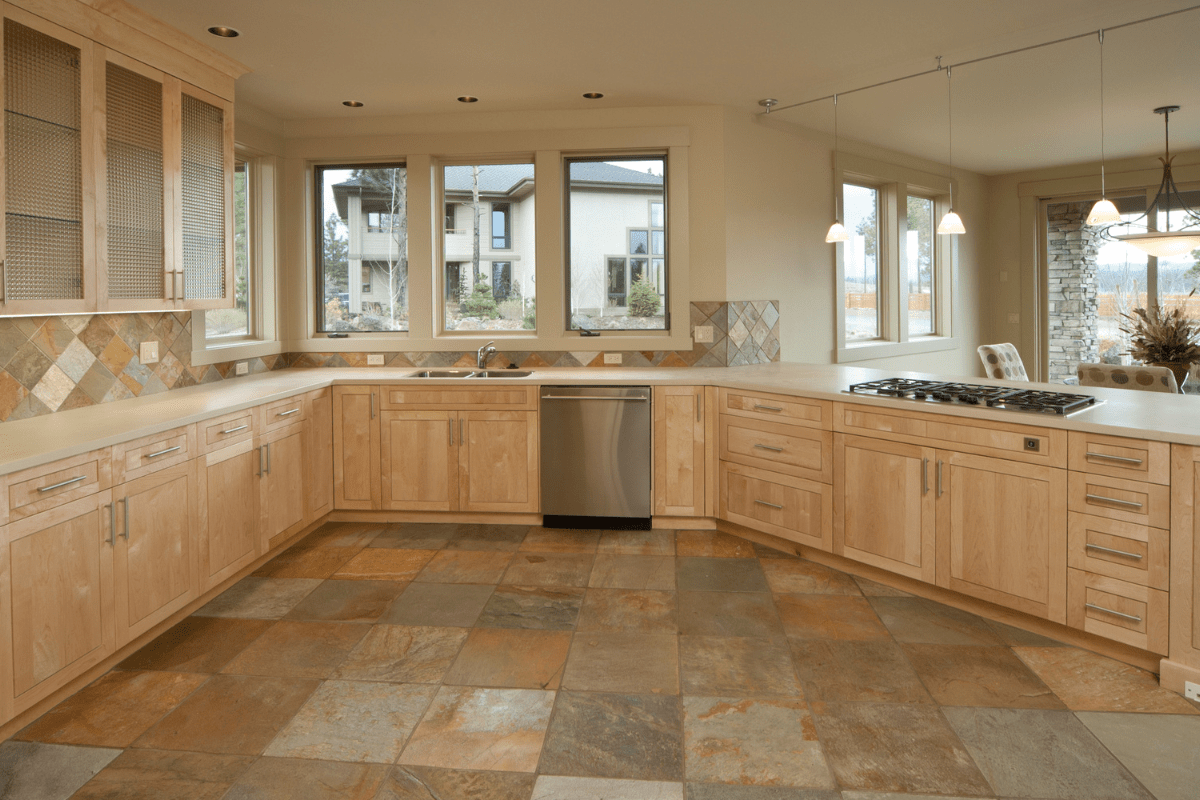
[1120, 291, 1200, 365]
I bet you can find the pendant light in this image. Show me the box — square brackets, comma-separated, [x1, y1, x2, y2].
[1087, 30, 1121, 225]
[937, 67, 966, 235]
[826, 94, 850, 243]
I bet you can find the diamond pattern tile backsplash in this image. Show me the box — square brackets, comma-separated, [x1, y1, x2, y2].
[0, 301, 779, 423]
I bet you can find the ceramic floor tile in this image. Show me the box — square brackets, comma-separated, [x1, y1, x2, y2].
[379, 766, 536, 800]
[476, 585, 585, 630]
[808, 701, 992, 795]
[333, 625, 469, 683]
[502, 552, 594, 587]
[903, 643, 1065, 709]
[838, 794, 992, 800]
[1077, 711, 1200, 800]
[414, 550, 514, 583]
[219, 621, 369, 678]
[531, 776, 683, 800]
[251, 545, 360, 579]
[789, 639, 933, 705]
[687, 787, 841, 800]
[683, 697, 833, 788]
[68, 750, 256, 800]
[867, 597, 1006, 646]
[539, 691, 683, 781]
[221, 757, 389, 799]
[117, 617, 273, 673]
[17, 670, 207, 748]
[562, 632, 680, 694]
[676, 557, 769, 592]
[333, 548, 438, 581]
[443, 627, 571, 689]
[380, 582, 495, 627]
[368, 523, 453, 550]
[399, 686, 555, 772]
[678, 591, 784, 638]
[752, 541, 801, 559]
[283, 579, 407, 622]
[0, 741, 121, 800]
[444, 524, 530, 551]
[588, 555, 676, 590]
[776, 595, 890, 641]
[675, 530, 756, 558]
[679, 636, 801, 697]
[133, 674, 319, 755]
[576, 589, 678, 633]
[943, 706, 1153, 799]
[264, 681, 437, 763]
[597, 529, 676, 555]
[761, 559, 862, 595]
[520, 527, 601, 553]
[1013, 646, 1200, 714]
[851, 575, 912, 597]
[193, 577, 323, 620]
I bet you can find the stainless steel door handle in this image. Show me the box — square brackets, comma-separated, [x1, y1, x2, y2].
[120, 497, 130, 540]
[541, 395, 650, 401]
[753, 444, 784, 452]
[370, 392, 376, 419]
[936, 460, 944, 497]
[1086, 543, 1143, 560]
[1085, 602, 1142, 623]
[257, 445, 264, 477]
[922, 457, 929, 495]
[265, 443, 271, 475]
[754, 500, 784, 510]
[1085, 451, 1143, 465]
[448, 418, 454, 446]
[106, 502, 115, 546]
[460, 418, 464, 445]
[145, 445, 181, 459]
[1085, 494, 1143, 510]
[38, 475, 87, 493]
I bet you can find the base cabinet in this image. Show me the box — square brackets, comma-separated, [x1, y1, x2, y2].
[654, 386, 706, 517]
[305, 389, 334, 521]
[261, 424, 306, 550]
[381, 410, 457, 511]
[1169, 445, 1200, 679]
[197, 441, 261, 591]
[333, 386, 381, 510]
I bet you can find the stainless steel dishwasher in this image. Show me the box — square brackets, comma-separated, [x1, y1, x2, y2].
[540, 385, 652, 528]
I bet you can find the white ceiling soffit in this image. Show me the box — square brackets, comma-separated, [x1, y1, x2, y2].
[127, 0, 1200, 175]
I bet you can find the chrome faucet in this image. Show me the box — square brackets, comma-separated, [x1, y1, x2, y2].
[477, 341, 497, 370]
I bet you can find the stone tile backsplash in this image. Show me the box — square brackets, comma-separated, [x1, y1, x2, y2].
[0, 301, 779, 423]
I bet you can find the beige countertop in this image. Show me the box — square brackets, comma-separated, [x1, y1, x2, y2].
[2, 361, 1198, 476]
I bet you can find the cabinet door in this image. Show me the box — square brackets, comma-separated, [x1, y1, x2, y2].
[460, 411, 538, 513]
[333, 386, 380, 510]
[1169, 445, 1200, 673]
[1, 492, 113, 715]
[261, 424, 306, 551]
[1, 9, 98, 314]
[654, 386, 705, 517]
[936, 450, 1067, 623]
[305, 388, 333, 522]
[836, 434, 936, 582]
[381, 410, 457, 511]
[112, 462, 196, 646]
[197, 440, 260, 590]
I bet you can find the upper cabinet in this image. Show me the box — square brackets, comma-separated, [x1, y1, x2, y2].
[0, 0, 245, 316]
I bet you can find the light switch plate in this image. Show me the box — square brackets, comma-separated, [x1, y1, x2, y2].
[139, 341, 159, 364]
[604, 352, 622, 365]
[694, 325, 714, 343]
[235, 361, 248, 376]
[367, 354, 385, 366]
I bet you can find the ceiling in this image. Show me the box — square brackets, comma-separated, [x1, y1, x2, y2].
[127, 0, 1200, 175]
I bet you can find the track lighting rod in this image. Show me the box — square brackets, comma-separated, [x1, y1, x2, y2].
[760, 3, 1200, 115]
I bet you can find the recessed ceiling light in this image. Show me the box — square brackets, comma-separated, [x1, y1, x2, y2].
[342, 100, 364, 108]
[457, 96, 479, 104]
[207, 26, 239, 38]
[583, 92, 604, 100]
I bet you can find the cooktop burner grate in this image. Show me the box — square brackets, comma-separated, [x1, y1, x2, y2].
[846, 378, 1099, 416]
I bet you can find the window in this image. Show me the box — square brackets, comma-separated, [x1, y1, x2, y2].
[442, 162, 535, 331]
[843, 184, 880, 341]
[906, 195, 935, 336]
[205, 158, 251, 339]
[316, 163, 407, 332]
[567, 156, 667, 330]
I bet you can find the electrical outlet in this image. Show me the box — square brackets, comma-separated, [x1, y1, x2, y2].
[1185, 681, 1200, 702]
[235, 361, 248, 376]
[693, 325, 714, 343]
[604, 352, 622, 365]
[1007, 313, 1020, 324]
[367, 354, 385, 366]
[139, 341, 159, 364]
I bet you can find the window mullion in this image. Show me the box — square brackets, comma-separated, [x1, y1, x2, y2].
[407, 154, 434, 338]
[882, 184, 901, 342]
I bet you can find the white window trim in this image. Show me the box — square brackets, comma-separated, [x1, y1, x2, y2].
[835, 153, 957, 363]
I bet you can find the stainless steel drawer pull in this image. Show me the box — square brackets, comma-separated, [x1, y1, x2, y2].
[277, 408, 300, 417]
[1086, 451, 1144, 465]
[1085, 493, 1144, 510]
[220, 424, 249, 435]
[1086, 543, 1143, 560]
[753, 404, 783, 412]
[1085, 602, 1142, 623]
[145, 446, 181, 459]
[753, 444, 785, 452]
[754, 500, 784, 510]
[38, 475, 86, 493]
[541, 395, 649, 402]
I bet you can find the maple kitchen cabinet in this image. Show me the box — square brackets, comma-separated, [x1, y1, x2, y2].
[333, 385, 381, 510]
[196, 409, 261, 590]
[653, 385, 708, 517]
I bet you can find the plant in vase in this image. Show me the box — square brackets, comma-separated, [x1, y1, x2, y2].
[1120, 292, 1200, 390]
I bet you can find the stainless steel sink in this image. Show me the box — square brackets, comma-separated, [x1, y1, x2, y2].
[409, 369, 476, 378]
[407, 369, 534, 378]
[471, 370, 533, 378]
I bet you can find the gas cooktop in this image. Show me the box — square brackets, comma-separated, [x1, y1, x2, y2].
[845, 378, 1100, 416]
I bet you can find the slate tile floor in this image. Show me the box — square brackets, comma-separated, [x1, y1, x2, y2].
[3, 522, 1200, 800]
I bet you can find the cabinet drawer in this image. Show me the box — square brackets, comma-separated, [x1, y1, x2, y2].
[384, 386, 537, 410]
[1067, 512, 1168, 590]
[720, 388, 830, 429]
[199, 409, 257, 454]
[264, 396, 306, 429]
[112, 426, 195, 483]
[1067, 472, 1169, 529]
[1068, 432, 1170, 485]
[4, 449, 112, 523]
[1067, 568, 1168, 654]
[720, 462, 831, 551]
[720, 416, 831, 482]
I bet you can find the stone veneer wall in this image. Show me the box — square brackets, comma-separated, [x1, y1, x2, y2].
[0, 301, 779, 423]
[1046, 202, 1102, 383]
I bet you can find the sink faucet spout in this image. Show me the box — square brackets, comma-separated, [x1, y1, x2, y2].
[477, 341, 497, 370]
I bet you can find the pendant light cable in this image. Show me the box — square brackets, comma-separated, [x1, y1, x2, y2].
[1087, 29, 1121, 224]
[937, 67, 966, 234]
[826, 94, 850, 243]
